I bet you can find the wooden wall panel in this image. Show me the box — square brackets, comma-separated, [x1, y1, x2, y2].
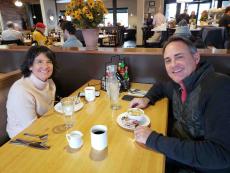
[0, 0, 27, 29]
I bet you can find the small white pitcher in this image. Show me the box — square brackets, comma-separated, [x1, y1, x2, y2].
[66, 131, 83, 149]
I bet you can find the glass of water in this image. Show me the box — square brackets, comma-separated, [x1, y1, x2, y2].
[61, 97, 75, 129]
[108, 77, 120, 110]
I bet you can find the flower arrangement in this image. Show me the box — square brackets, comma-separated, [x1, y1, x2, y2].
[65, 0, 108, 29]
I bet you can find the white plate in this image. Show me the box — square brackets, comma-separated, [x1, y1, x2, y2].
[53, 42, 63, 47]
[54, 102, 84, 114]
[116, 112, 150, 131]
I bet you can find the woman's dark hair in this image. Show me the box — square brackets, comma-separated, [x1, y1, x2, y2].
[62, 21, 76, 35]
[21, 46, 56, 78]
[162, 36, 197, 55]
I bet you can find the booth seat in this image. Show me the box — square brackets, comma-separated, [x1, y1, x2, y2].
[0, 47, 229, 145]
[0, 70, 21, 146]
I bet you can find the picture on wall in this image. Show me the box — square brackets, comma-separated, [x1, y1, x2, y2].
[148, 6, 156, 14]
[149, 1, 155, 7]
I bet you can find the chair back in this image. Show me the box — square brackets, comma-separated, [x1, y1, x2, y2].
[0, 70, 21, 146]
[1, 39, 24, 45]
[202, 27, 226, 49]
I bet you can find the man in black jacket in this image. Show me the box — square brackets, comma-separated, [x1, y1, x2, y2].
[130, 36, 230, 173]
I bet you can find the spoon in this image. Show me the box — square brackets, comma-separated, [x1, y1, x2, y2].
[24, 133, 48, 140]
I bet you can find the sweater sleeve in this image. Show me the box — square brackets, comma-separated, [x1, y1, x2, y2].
[146, 83, 230, 170]
[145, 81, 172, 104]
[7, 83, 37, 138]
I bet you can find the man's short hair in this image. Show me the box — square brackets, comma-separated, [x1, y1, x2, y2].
[6, 21, 14, 28]
[162, 36, 197, 55]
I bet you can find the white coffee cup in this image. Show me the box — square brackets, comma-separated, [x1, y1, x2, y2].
[84, 86, 96, 102]
[66, 131, 83, 149]
[90, 125, 107, 150]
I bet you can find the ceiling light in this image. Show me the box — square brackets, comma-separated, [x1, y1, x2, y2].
[15, 0, 23, 7]
[49, 16, 54, 21]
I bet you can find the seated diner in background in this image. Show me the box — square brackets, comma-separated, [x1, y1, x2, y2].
[189, 11, 197, 25]
[173, 19, 205, 48]
[146, 10, 166, 43]
[6, 46, 56, 138]
[200, 10, 209, 25]
[32, 22, 51, 46]
[130, 36, 230, 173]
[1, 21, 23, 45]
[61, 21, 83, 48]
[174, 19, 192, 39]
[176, 9, 190, 24]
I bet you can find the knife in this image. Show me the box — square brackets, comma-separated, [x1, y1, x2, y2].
[10, 138, 50, 150]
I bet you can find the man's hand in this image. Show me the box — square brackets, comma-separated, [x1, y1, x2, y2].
[129, 97, 150, 109]
[134, 126, 152, 144]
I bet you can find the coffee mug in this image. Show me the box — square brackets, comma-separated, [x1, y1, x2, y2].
[84, 86, 96, 102]
[90, 125, 107, 150]
[66, 131, 83, 149]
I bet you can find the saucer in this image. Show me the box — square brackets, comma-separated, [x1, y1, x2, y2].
[116, 112, 150, 131]
[54, 102, 84, 114]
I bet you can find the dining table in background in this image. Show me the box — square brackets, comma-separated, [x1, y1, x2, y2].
[0, 80, 168, 173]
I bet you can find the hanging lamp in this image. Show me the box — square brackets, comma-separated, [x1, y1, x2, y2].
[15, 0, 23, 7]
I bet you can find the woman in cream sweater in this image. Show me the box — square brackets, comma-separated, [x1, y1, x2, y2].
[6, 46, 56, 138]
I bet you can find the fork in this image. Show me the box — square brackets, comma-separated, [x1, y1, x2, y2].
[24, 133, 48, 140]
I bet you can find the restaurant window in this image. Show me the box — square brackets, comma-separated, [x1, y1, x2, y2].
[198, 3, 211, 21]
[104, 8, 129, 27]
[180, 3, 186, 13]
[186, 3, 198, 17]
[212, 0, 218, 8]
[222, 1, 230, 7]
[165, 3, 177, 21]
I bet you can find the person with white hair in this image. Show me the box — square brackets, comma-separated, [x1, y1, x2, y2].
[2, 21, 23, 41]
[147, 11, 166, 43]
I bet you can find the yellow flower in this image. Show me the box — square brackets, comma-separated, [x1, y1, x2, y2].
[87, 0, 95, 8]
[86, 13, 93, 20]
[65, 10, 72, 16]
[82, 6, 89, 15]
[73, 9, 82, 20]
[65, 0, 108, 28]
[76, 0, 83, 6]
[69, 1, 76, 8]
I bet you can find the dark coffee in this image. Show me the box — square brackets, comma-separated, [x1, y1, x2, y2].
[93, 130, 105, 134]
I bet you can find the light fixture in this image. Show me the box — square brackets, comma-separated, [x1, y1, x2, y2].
[49, 16, 54, 21]
[15, 0, 23, 7]
[31, 4, 36, 19]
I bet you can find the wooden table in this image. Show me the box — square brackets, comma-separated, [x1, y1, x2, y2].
[0, 80, 168, 173]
